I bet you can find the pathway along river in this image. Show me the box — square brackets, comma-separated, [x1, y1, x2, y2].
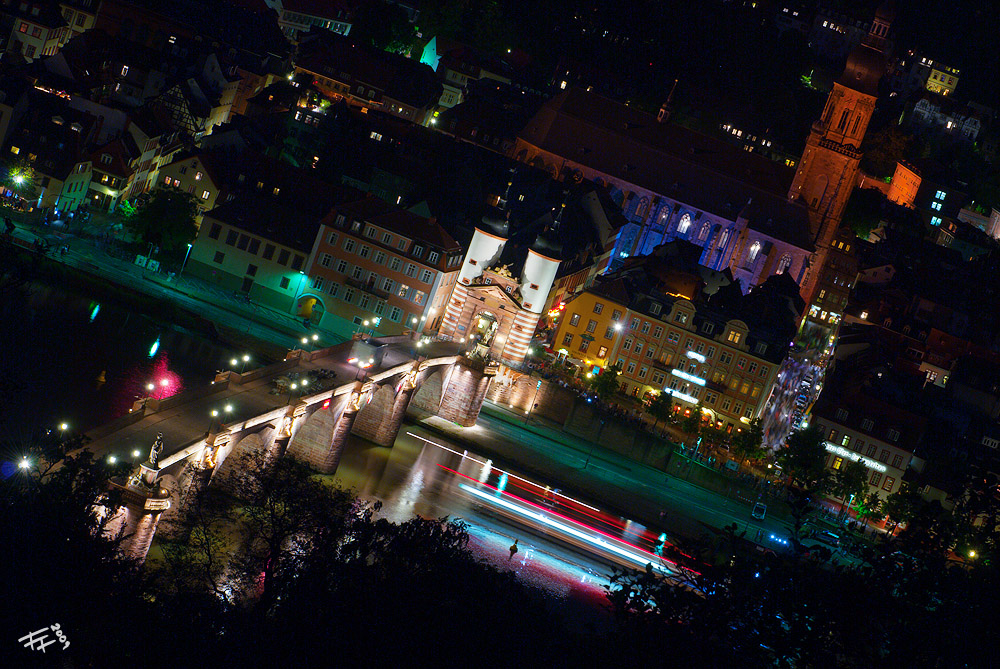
[0, 278, 270, 448]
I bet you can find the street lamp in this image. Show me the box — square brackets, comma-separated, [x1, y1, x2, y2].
[178, 242, 193, 280]
[18, 458, 30, 470]
[231, 354, 251, 373]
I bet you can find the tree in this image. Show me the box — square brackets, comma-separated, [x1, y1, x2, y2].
[883, 482, 921, 537]
[644, 390, 673, 431]
[350, 0, 417, 54]
[681, 403, 702, 439]
[125, 186, 199, 254]
[831, 461, 869, 520]
[589, 362, 621, 402]
[777, 425, 830, 492]
[856, 491, 883, 530]
[842, 187, 885, 240]
[731, 418, 765, 468]
[1, 158, 38, 201]
[860, 125, 911, 179]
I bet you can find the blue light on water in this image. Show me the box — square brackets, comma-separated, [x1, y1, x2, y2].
[497, 471, 508, 494]
[89, 303, 100, 322]
[148, 336, 160, 357]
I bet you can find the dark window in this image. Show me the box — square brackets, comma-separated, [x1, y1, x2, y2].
[247, 239, 260, 255]
[246, 264, 258, 276]
[236, 234, 250, 251]
[225, 230, 238, 246]
[279, 276, 290, 289]
[291, 255, 304, 271]
[277, 249, 290, 266]
[213, 251, 224, 264]
[208, 223, 221, 239]
[262, 244, 275, 260]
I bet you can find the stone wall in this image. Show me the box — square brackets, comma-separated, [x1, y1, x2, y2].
[486, 374, 575, 424]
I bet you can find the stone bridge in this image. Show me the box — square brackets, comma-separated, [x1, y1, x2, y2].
[104, 347, 497, 562]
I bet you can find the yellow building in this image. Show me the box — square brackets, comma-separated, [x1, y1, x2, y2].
[926, 64, 959, 96]
[551, 285, 628, 370]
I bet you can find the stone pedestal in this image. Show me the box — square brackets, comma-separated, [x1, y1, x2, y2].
[109, 470, 171, 564]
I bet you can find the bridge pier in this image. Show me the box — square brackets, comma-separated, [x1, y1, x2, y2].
[107, 462, 171, 564]
[437, 357, 496, 427]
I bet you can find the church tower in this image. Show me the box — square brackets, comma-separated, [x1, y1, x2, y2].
[789, 3, 892, 300]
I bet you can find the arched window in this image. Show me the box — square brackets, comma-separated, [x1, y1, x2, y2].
[747, 240, 761, 265]
[698, 222, 711, 242]
[677, 213, 692, 235]
[776, 253, 792, 274]
[718, 227, 731, 251]
[636, 197, 649, 220]
[657, 206, 671, 228]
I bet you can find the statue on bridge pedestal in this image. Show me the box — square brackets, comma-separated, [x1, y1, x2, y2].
[149, 432, 164, 468]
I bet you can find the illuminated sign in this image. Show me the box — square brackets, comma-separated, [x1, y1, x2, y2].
[671, 368, 706, 386]
[824, 443, 887, 473]
[664, 387, 699, 404]
[686, 351, 706, 363]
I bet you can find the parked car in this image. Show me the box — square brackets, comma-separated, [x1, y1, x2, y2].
[751, 503, 767, 520]
[804, 530, 841, 550]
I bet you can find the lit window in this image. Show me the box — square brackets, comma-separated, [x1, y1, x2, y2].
[121, 65, 128, 76]
[931, 216, 942, 226]
[931, 201, 942, 210]
[195, 171, 203, 181]
[860, 310, 868, 319]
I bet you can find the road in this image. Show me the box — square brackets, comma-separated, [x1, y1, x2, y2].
[329, 425, 687, 613]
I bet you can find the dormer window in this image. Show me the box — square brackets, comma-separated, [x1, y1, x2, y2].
[101, 154, 112, 165]
[52, 116, 64, 125]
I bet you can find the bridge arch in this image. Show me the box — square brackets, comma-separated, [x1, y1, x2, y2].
[408, 366, 447, 418]
[286, 406, 338, 470]
[213, 427, 275, 490]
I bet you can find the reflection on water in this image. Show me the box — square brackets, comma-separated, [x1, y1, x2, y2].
[0, 281, 253, 441]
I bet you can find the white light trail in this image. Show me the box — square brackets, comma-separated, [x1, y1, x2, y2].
[459, 483, 673, 575]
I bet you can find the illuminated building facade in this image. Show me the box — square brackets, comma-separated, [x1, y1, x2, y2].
[440, 219, 560, 367]
[588, 243, 800, 433]
[811, 385, 927, 503]
[307, 198, 463, 335]
[550, 282, 629, 371]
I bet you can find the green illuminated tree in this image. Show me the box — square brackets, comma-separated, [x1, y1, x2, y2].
[2, 159, 38, 201]
[831, 461, 869, 519]
[856, 491, 883, 530]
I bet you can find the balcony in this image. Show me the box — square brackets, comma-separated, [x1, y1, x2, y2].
[346, 276, 391, 299]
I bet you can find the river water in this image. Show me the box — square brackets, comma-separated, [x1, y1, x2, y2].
[0, 279, 258, 446]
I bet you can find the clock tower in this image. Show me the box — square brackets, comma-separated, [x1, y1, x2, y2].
[790, 3, 892, 301]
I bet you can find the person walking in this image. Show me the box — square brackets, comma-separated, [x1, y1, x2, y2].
[508, 539, 519, 560]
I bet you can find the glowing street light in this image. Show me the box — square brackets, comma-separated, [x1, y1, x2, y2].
[18, 458, 30, 470]
[231, 354, 252, 373]
[108, 455, 117, 464]
[58, 422, 69, 432]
